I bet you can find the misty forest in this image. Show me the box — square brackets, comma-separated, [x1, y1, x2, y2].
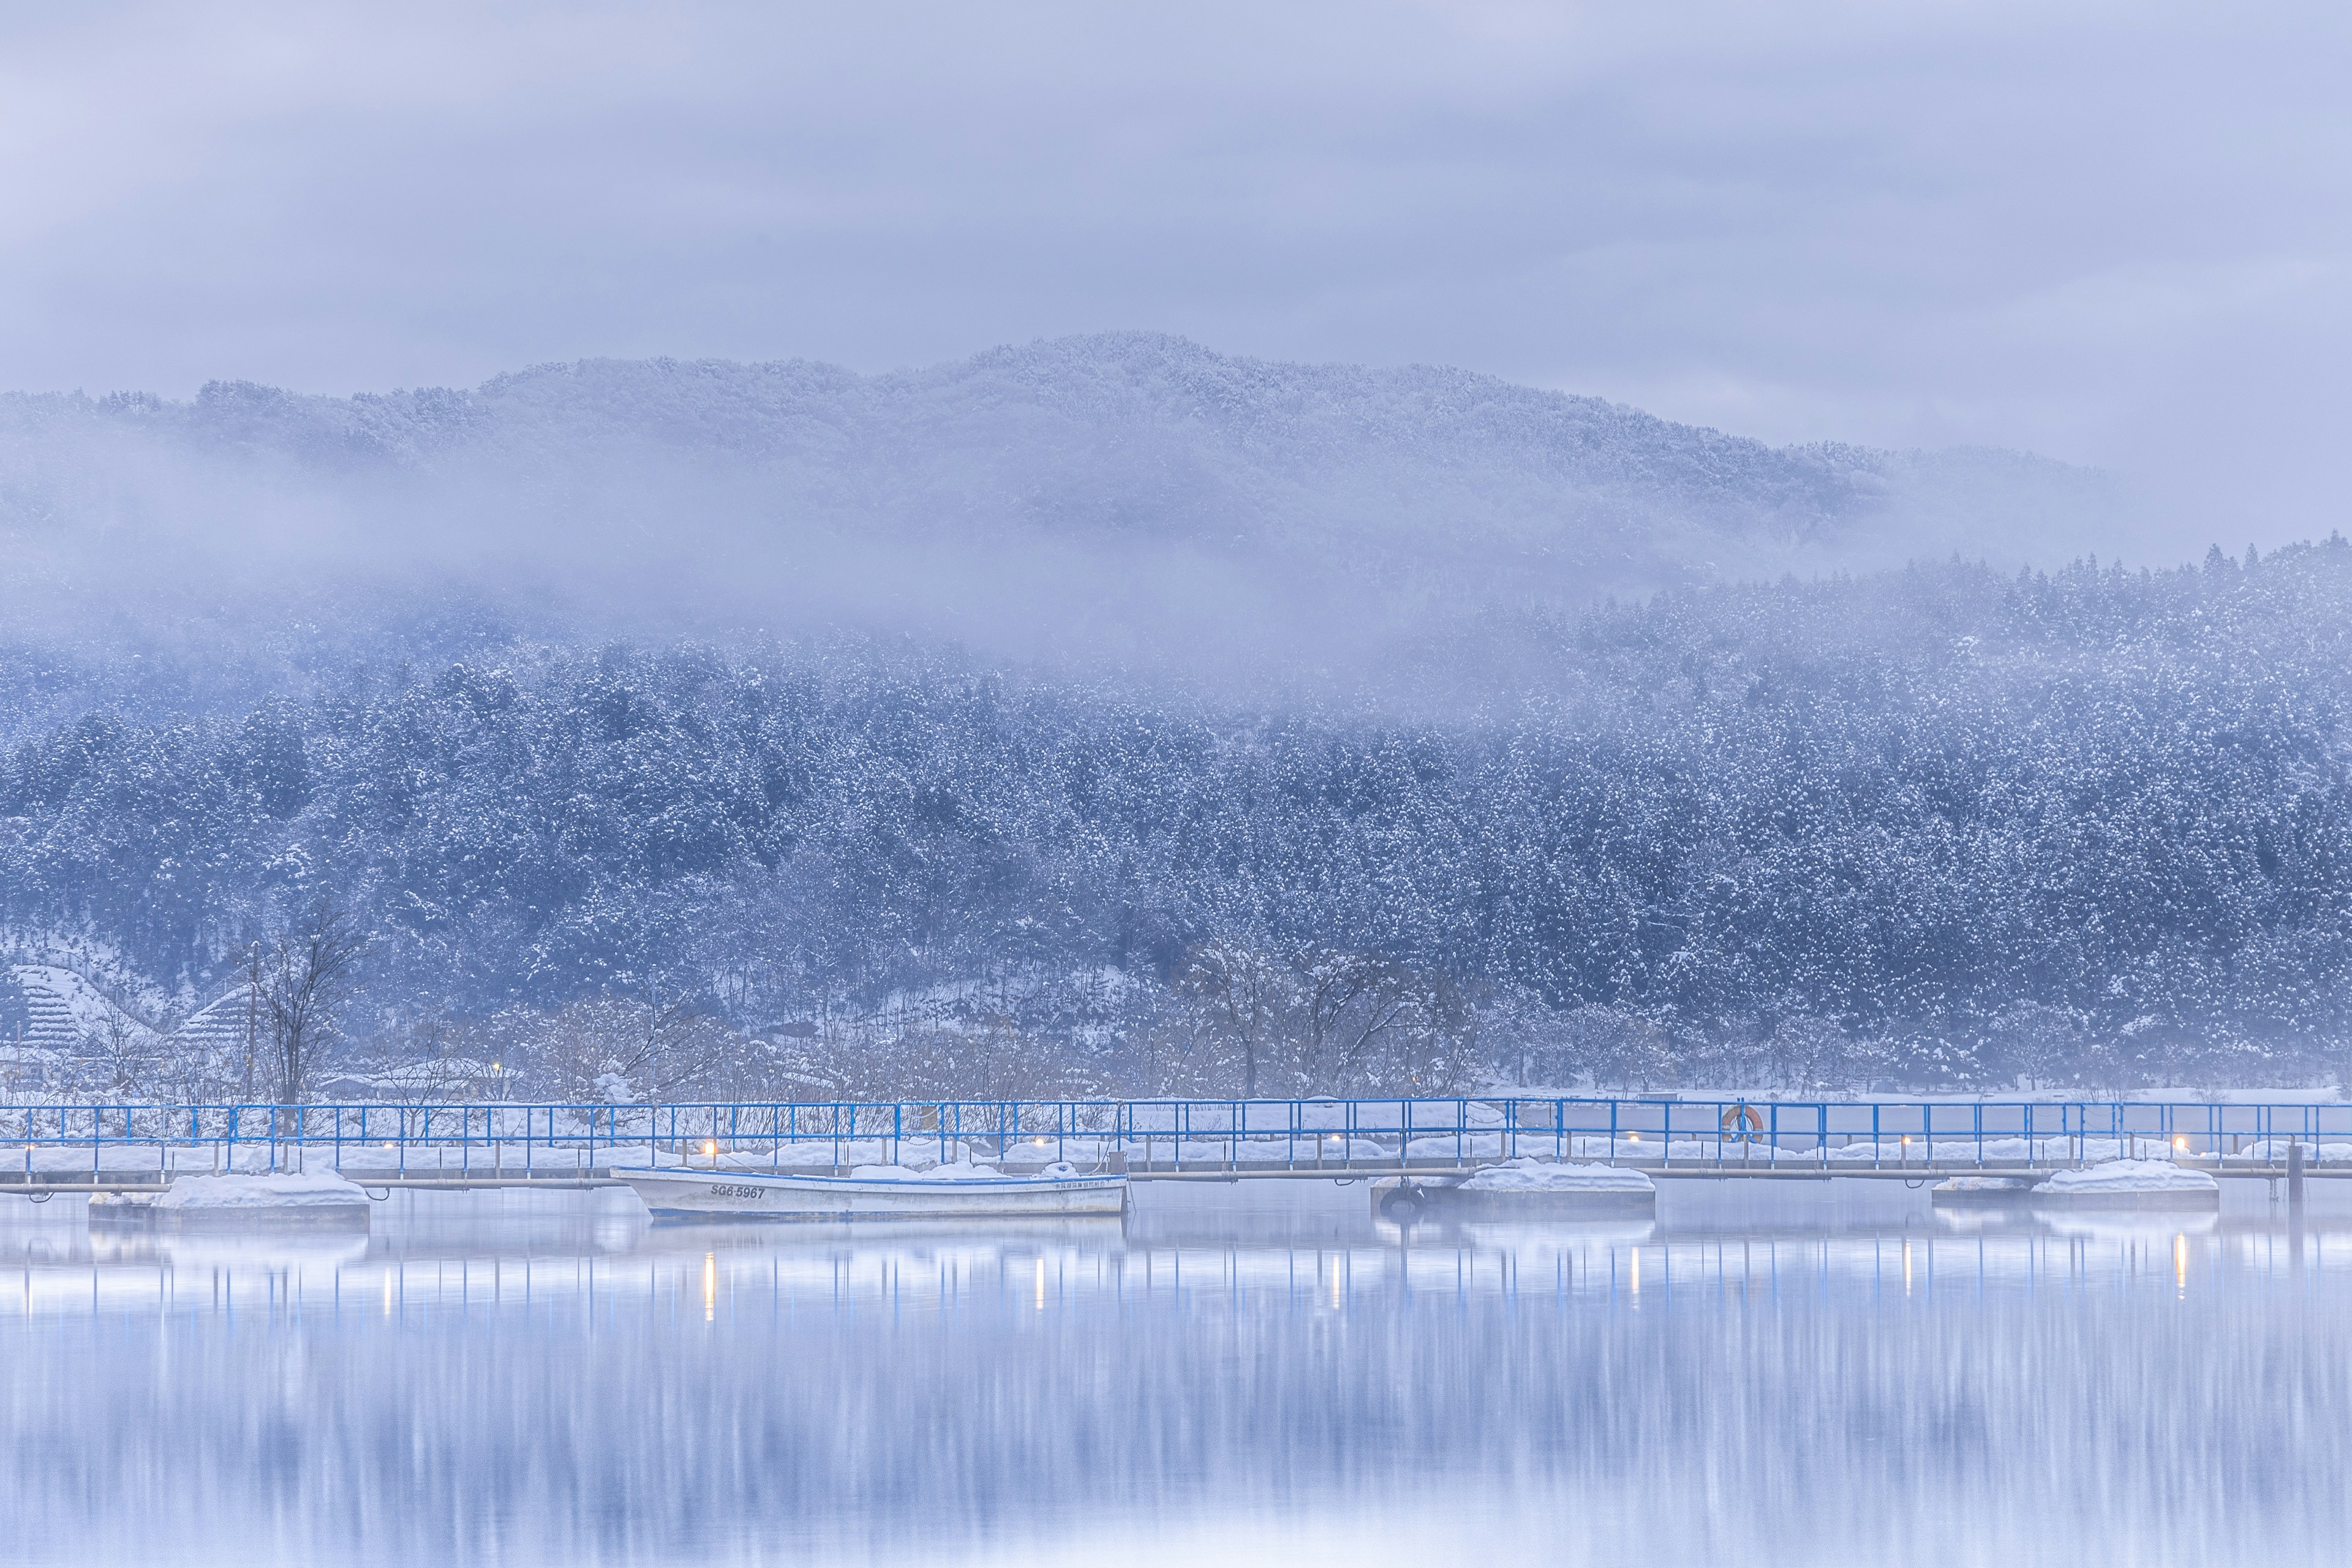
[4, 340, 2347, 1103]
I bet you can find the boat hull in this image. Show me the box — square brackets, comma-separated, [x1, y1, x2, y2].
[616, 1167, 1128, 1221]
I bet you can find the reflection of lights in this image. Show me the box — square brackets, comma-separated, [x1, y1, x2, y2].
[1903, 1240, 1914, 1296]
[1034, 1257, 1046, 1311]
[1630, 1250, 1640, 1296]
[2175, 1234, 2188, 1294]
[383, 1270, 395, 1319]
[703, 1253, 716, 1322]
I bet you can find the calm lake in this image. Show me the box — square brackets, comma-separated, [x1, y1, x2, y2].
[3, 1179, 2347, 1567]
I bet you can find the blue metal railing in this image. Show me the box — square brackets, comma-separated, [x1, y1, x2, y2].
[2, 1096, 2349, 1183]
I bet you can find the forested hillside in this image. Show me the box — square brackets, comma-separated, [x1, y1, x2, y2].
[6, 541, 2350, 1098]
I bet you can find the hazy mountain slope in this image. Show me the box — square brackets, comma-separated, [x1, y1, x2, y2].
[0, 334, 2126, 673]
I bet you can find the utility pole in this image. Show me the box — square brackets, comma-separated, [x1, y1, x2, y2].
[241, 941, 261, 1101]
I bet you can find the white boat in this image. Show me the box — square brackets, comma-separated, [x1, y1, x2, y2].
[614, 1160, 1128, 1221]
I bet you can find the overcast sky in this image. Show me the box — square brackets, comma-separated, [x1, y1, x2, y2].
[4, 1, 2346, 538]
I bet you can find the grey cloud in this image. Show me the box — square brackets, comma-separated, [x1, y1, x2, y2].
[1, 1, 2345, 552]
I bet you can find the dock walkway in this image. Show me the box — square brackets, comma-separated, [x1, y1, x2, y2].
[3, 1094, 2346, 1198]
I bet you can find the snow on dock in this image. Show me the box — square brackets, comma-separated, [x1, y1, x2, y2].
[2029, 1159, 2220, 1211]
[1929, 1174, 2045, 1207]
[1380, 1158, 1655, 1221]
[1457, 1158, 1656, 1194]
[89, 1170, 374, 1229]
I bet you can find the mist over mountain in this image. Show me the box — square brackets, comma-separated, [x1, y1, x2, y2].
[1, 334, 2128, 686]
[15, 332, 2332, 1103]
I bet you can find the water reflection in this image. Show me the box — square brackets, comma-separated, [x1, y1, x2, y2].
[2, 1185, 2347, 1567]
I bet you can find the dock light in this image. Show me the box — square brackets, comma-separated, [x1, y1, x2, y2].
[703, 1140, 716, 1157]
[1033, 1136, 1047, 1145]
[2174, 1136, 2188, 1150]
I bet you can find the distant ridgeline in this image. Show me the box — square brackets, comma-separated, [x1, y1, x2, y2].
[4, 543, 2352, 1095]
[0, 335, 2125, 671]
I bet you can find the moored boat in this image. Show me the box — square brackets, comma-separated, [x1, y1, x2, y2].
[615, 1159, 1128, 1221]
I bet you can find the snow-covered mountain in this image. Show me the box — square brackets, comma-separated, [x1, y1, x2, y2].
[0, 334, 2125, 668]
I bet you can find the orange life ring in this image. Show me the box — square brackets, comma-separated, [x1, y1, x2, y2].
[1721, 1103, 1763, 1139]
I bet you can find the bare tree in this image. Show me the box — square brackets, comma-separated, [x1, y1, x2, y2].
[1175, 939, 1286, 1098]
[1169, 938, 1476, 1098]
[81, 1009, 158, 1098]
[1767, 1015, 1853, 1096]
[240, 940, 262, 1100]
[255, 906, 370, 1102]
[1288, 948, 1472, 1094]
[1556, 1004, 1675, 1093]
[492, 992, 728, 1103]
[1982, 1002, 2085, 1091]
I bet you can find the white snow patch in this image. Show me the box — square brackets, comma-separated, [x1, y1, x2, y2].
[845, 1161, 1006, 1183]
[1458, 1158, 1655, 1194]
[154, 1170, 372, 1210]
[2232, 1139, 2352, 1162]
[2039, 1159, 2217, 1194]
